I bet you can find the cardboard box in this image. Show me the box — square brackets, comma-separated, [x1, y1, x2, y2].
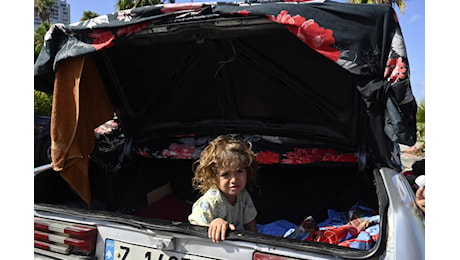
[147, 183, 172, 206]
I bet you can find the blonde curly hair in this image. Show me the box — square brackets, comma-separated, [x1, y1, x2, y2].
[191, 135, 259, 195]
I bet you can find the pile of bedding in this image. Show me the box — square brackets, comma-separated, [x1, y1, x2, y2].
[257, 201, 380, 250]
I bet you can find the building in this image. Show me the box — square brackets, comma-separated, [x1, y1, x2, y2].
[34, 0, 71, 30]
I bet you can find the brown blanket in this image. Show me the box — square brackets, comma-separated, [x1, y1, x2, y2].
[51, 55, 114, 206]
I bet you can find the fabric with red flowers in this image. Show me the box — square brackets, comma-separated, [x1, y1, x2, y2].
[35, 0, 417, 163]
[131, 134, 357, 165]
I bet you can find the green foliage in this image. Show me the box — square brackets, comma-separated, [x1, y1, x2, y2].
[116, 0, 163, 10]
[81, 10, 100, 21]
[35, 22, 50, 57]
[34, 0, 56, 23]
[416, 99, 425, 123]
[34, 1, 54, 117]
[34, 90, 53, 117]
[416, 99, 425, 141]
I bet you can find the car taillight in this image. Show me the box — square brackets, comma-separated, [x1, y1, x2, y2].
[253, 252, 299, 260]
[34, 217, 97, 256]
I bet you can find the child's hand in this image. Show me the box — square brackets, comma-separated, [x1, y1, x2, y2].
[208, 218, 236, 243]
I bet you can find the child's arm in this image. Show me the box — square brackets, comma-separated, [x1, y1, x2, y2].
[208, 218, 236, 243]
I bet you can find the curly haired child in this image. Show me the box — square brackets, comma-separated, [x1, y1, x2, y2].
[188, 135, 259, 243]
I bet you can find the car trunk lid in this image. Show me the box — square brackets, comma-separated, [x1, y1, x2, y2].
[93, 17, 360, 150]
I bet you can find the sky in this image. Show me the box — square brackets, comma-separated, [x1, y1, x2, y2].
[67, 0, 425, 103]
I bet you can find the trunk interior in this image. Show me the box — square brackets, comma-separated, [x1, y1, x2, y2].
[35, 154, 379, 228]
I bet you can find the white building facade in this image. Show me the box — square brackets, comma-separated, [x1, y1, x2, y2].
[34, 0, 71, 30]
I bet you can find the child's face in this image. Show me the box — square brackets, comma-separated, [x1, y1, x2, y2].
[215, 163, 248, 203]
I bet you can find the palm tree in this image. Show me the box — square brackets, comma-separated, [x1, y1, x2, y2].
[116, 0, 134, 10]
[116, 0, 170, 11]
[34, 0, 56, 23]
[80, 10, 100, 21]
[348, 0, 406, 14]
[34, 22, 51, 59]
[34, 0, 55, 60]
[135, 0, 163, 7]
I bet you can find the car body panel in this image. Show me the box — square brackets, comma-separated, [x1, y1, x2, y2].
[380, 167, 425, 259]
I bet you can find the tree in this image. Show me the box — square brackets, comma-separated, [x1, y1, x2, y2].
[34, 1, 55, 113]
[416, 100, 425, 141]
[116, 0, 134, 10]
[81, 10, 100, 21]
[348, 0, 406, 14]
[34, 0, 56, 23]
[116, 0, 170, 11]
[34, 0, 55, 59]
[34, 22, 51, 59]
[34, 23, 52, 113]
[34, 90, 53, 116]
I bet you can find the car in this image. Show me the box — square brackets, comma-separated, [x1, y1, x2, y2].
[34, 113, 51, 167]
[34, 1, 424, 259]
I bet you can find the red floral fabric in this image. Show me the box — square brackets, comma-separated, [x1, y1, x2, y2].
[256, 150, 280, 164]
[268, 11, 340, 61]
[35, 0, 418, 166]
[134, 135, 357, 164]
[305, 225, 358, 245]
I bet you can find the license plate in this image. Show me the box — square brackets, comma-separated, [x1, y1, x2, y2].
[104, 239, 211, 260]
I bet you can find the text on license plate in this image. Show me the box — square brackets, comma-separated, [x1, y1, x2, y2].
[105, 239, 211, 260]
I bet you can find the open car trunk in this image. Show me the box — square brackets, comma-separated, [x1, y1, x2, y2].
[34, 1, 422, 259]
[35, 149, 384, 257]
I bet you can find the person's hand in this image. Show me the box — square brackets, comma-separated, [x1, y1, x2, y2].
[208, 218, 236, 243]
[415, 186, 425, 212]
